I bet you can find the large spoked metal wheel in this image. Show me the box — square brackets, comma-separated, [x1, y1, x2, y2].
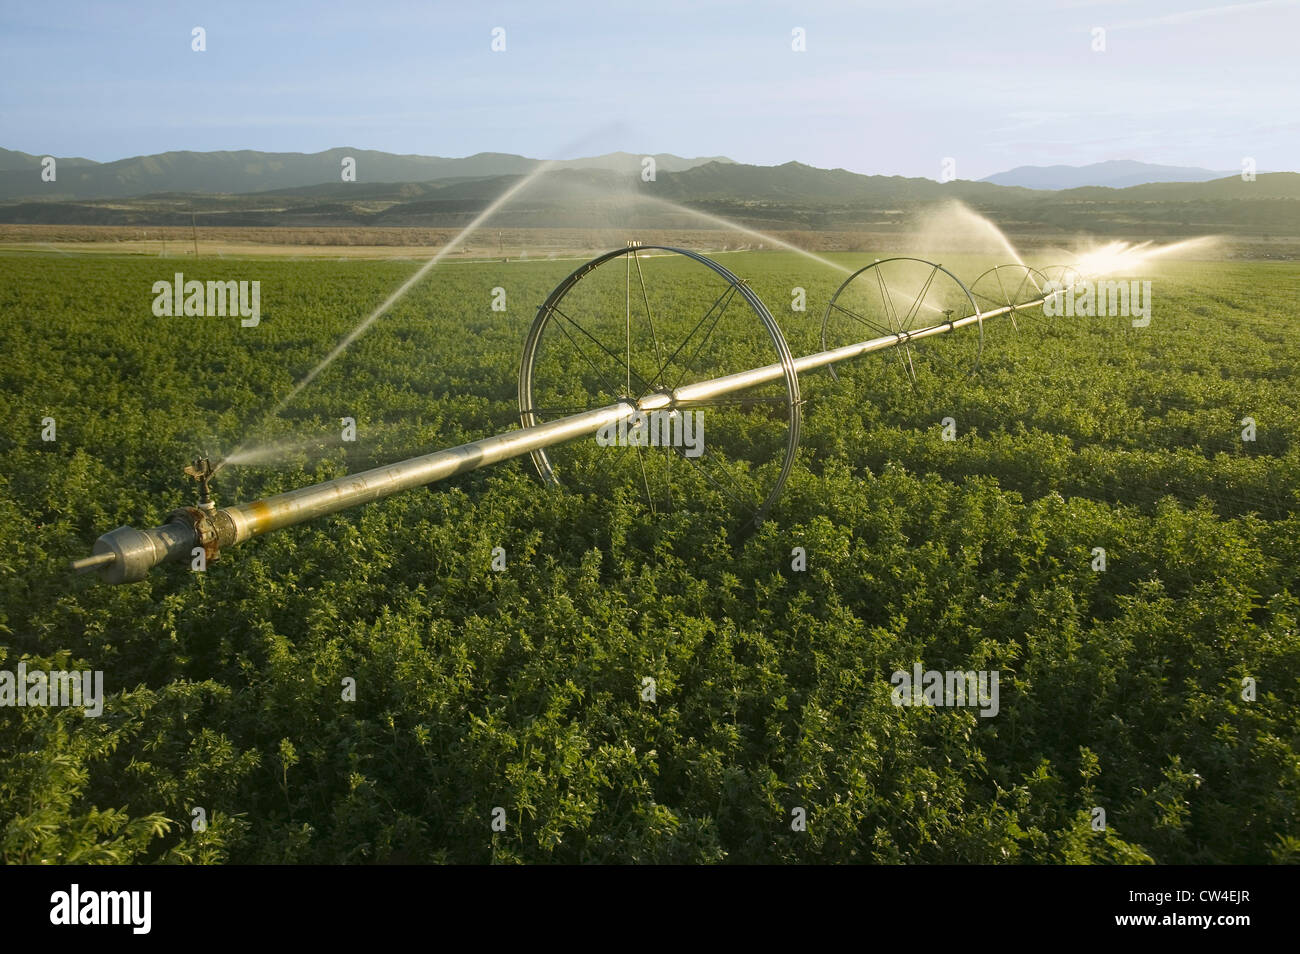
[820, 257, 982, 388]
[969, 264, 1050, 331]
[519, 245, 801, 531]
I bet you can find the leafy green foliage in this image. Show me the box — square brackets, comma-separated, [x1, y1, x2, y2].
[0, 250, 1296, 863]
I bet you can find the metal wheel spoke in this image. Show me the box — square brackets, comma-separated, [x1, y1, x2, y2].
[829, 300, 896, 340]
[994, 268, 1012, 308]
[873, 267, 915, 335]
[625, 251, 632, 395]
[651, 283, 736, 386]
[545, 309, 625, 400]
[1013, 270, 1035, 301]
[897, 340, 918, 384]
[632, 251, 665, 387]
[549, 304, 658, 397]
[874, 268, 904, 333]
[670, 288, 735, 391]
[633, 443, 656, 516]
[523, 403, 612, 418]
[679, 393, 789, 409]
[902, 265, 940, 329]
[675, 446, 754, 517]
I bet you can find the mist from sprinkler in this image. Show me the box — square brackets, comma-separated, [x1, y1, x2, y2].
[221, 160, 557, 469]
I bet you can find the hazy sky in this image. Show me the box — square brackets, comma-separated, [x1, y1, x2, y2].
[2, 0, 1296, 179]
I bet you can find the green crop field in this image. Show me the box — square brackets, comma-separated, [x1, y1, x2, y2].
[1, 248, 1297, 863]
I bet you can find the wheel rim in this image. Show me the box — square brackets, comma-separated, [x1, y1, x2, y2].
[519, 245, 801, 530]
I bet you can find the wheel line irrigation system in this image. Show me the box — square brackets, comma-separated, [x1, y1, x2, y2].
[72, 245, 1087, 585]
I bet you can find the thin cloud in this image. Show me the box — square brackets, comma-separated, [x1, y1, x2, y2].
[1106, 0, 1297, 30]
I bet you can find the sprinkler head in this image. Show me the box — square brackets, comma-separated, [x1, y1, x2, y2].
[184, 454, 217, 512]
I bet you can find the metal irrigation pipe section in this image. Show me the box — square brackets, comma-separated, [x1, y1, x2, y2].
[71, 250, 1053, 585]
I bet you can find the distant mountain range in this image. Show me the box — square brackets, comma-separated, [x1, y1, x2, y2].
[0, 148, 1273, 202]
[1, 147, 1296, 237]
[0, 148, 733, 201]
[981, 160, 1240, 190]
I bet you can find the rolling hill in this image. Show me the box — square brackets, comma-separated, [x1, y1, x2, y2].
[981, 160, 1239, 190]
[0, 147, 734, 201]
[1, 149, 1297, 239]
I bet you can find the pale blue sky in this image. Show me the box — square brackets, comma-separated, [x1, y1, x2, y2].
[2, 0, 1296, 178]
